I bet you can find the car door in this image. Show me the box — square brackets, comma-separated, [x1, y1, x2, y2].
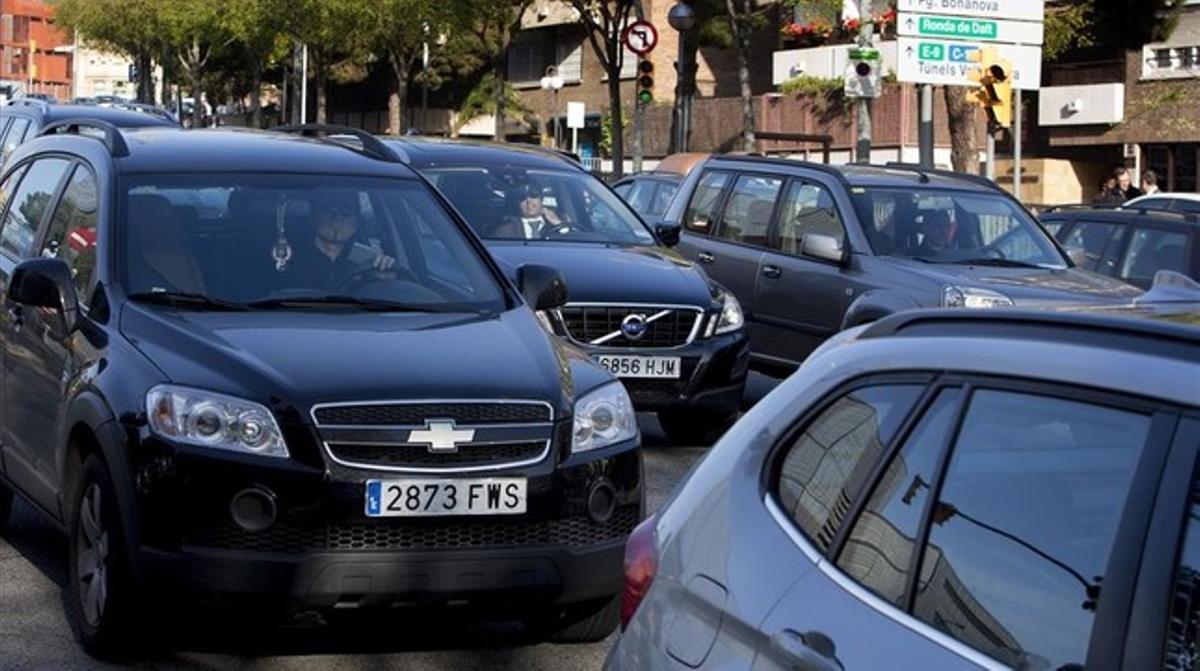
[758, 380, 1171, 670]
[752, 176, 861, 366]
[0, 156, 73, 512]
[685, 171, 785, 353]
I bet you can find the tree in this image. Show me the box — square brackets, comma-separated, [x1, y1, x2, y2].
[562, 0, 638, 178]
[362, 0, 464, 135]
[224, 0, 289, 128]
[459, 0, 533, 141]
[160, 0, 234, 128]
[455, 72, 531, 134]
[52, 0, 166, 104]
[284, 0, 366, 123]
[723, 0, 772, 152]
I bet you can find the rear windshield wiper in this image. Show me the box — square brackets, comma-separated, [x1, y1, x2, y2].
[245, 295, 482, 313]
[128, 291, 249, 311]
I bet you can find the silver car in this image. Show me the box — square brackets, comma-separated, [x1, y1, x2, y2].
[609, 301, 1200, 670]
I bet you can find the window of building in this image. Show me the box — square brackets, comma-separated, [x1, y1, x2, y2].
[556, 33, 584, 83]
[1144, 44, 1200, 78]
[508, 32, 544, 85]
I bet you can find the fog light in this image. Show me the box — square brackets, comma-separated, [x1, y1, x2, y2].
[230, 487, 277, 532]
[587, 480, 617, 524]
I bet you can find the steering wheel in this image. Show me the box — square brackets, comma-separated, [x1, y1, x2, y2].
[337, 263, 417, 294]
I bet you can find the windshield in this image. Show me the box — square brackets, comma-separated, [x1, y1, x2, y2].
[119, 174, 507, 311]
[422, 166, 656, 245]
[849, 187, 1067, 269]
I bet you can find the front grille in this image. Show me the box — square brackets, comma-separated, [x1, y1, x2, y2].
[314, 403, 552, 426]
[185, 506, 640, 553]
[327, 442, 547, 468]
[559, 305, 701, 349]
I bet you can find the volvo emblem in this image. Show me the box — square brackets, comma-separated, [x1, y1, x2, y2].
[620, 313, 649, 341]
[407, 420, 476, 453]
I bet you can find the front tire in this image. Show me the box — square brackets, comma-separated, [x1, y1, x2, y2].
[68, 455, 140, 659]
[658, 410, 739, 446]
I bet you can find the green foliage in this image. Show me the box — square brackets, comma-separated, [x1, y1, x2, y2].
[779, 74, 843, 97]
[780, 0, 841, 23]
[456, 73, 530, 129]
[599, 109, 625, 159]
[1043, 0, 1186, 60]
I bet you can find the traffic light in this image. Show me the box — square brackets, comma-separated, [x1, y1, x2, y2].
[967, 47, 1013, 128]
[636, 59, 654, 105]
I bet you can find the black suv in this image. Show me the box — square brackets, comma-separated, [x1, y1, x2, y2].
[0, 123, 642, 655]
[1, 98, 178, 169]
[1040, 205, 1198, 289]
[661, 157, 1141, 371]
[379, 138, 750, 444]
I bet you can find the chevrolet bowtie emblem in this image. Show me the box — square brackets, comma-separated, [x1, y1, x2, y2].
[407, 420, 476, 453]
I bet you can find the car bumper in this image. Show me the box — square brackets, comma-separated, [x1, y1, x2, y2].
[125, 426, 642, 611]
[587, 330, 750, 415]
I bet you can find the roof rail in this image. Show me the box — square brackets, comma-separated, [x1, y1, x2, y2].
[883, 162, 1002, 191]
[859, 308, 1200, 346]
[272, 124, 401, 163]
[712, 154, 852, 187]
[38, 118, 130, 157]
[1041, 203, 1115, 214]
[116, 102, 178, 123]
[7, 98, 50, 112]
[1041, 203, 1200, 223]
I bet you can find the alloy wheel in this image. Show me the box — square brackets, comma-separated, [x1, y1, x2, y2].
[76, 483, 109, 628]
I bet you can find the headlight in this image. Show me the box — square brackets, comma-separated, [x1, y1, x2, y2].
[572, 383, 638, 453]
[713, 291, 744, 335]
[942, 285, 1014, 309]
[146, 385, 288, 458]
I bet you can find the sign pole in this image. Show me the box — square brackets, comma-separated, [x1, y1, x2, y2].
[986, 123, 996, 181]
[633, 101, 644, 174]
[919, 84, 933, 167]
[855, 0, 873, 164]
[1013, 90, 1022, 202]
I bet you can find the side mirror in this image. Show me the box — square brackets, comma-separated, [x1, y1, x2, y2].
[654, 221, 682, 247]
[516, 263, 569, 311]
[800, 233, 846, 265]
[7, 258, 79, 338]
[1066, 246, 1088, 267]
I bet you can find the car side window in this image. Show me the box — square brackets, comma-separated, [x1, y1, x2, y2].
[1041, 219, 1065, 237]
[623, 179, 658, 216]
[612, 182, 633, 199]
[836, 388, 962, 606]
[912, 390, 1153, 670]
[1, 117, 31, 163]
[0, 164, 28, 218]
[40, 164, 100, 299]
[0, 157, 70, 258]
[716, 174, 782, 247]
[1136, 197, 1174, 212]
[775, 180, 845, 255]
[1120, 228, 1188, 286]
[649, 182, 678, 218]
[1173, 199, 1200, 215]
[774, 385, 925, 552]
[1161, 475, 1200, 670]
[683, 171, 730, 234]
[1062, 220, 1126, 274]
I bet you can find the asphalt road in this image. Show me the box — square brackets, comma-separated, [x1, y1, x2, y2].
[0, 374, 781, 671]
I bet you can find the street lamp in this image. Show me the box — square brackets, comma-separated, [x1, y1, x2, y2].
[668, 2, 697, 152]
[540, 66, 565, 149]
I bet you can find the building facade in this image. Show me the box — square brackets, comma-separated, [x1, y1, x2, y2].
[0, 0, 71, 101]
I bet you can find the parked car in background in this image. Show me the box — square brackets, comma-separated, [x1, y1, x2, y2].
[0, 99, 180, 169]
[1124, 192, 1200, 215]
[610, 289, 1200, 670]
[0, 123, 641, 657]
[661, 157, 1141, 372]
[612, 153, 709, 222]
[379, 137, 750, 444]
[1040, 204, 1197, 289]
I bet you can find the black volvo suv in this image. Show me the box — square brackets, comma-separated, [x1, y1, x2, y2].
[0, 122, 641, 655]
[378, 138, 751, 444]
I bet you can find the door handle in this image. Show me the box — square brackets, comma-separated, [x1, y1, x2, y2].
[762, 265, 783, 279]
[7, 305, 23, 332]
[770, 630, 844, 671]
[697, 252, 715, 264]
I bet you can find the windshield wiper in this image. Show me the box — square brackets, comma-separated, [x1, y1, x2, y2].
[953, 258, 1048, 269]
[245, 295, 482, 313]
[128, 291, 249, 311]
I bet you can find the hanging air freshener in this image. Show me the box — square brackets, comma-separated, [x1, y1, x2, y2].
[272, 196, 292, 272]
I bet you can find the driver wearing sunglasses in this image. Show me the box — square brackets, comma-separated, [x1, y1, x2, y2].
[280, 189, 397, 292]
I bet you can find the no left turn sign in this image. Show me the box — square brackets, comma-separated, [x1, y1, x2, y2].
[622, 21, 659, 55]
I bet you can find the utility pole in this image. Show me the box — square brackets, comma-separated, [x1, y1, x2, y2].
[854, 0, 873, 164]
[1013, 90, 1022, 202]
[918, 84, 933, 168]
